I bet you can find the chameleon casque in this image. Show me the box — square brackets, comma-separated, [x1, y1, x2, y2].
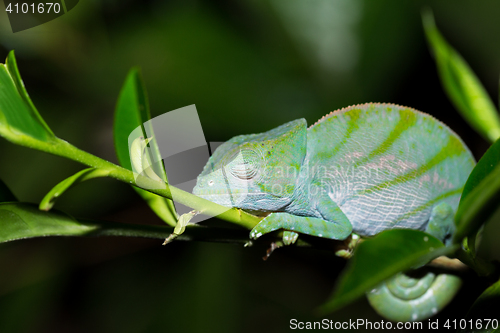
[192, 103, 475, 321]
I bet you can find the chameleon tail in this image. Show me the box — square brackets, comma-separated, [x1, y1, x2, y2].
[366, 270, 461, 322]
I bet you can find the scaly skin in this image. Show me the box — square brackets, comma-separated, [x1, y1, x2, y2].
[366, 271, 462, 322]
[193, 103, 475, 321]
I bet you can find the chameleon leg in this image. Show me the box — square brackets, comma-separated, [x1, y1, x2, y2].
[250, 193, 352, 241]
[425, 202, 455, 246]
[366, 202, 460, 321]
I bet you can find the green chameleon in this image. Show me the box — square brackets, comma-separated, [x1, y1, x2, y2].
[192, 103, 475, 321]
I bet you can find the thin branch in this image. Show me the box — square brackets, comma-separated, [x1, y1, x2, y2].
[20, 136, 262, 230]
[76, 218, 320, 248]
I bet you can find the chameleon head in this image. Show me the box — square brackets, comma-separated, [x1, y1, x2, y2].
[193, 119, 307, 212]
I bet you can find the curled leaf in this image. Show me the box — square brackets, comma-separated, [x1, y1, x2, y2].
[39, 168, 110, 211]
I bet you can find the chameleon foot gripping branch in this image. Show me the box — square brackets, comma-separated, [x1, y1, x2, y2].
[193, 103, 475, 321]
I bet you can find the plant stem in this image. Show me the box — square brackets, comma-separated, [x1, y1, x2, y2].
[79, 219, 250, 243]
[78, 218, 317, 248]
[456, 247, 497, 277]
[25, 136, 261, 230]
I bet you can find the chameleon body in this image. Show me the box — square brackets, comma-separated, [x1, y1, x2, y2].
[193, 103, 475, 321]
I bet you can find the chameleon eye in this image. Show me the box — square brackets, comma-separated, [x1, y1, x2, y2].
[230, 162, 258, 180]
[208, 180, 214, 186]
[228, 148, 261, 181]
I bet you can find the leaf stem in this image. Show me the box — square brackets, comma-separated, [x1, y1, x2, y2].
[22, 136, 261, 230]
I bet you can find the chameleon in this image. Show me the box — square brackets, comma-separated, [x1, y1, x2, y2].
[192, 103, 475, 321]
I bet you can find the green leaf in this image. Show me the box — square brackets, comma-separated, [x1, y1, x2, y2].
[0, 202, 97, 243]
[461, 279, 500, 333]
[114, 68, 150, 171]
[422, 10, 500, 142]
[455, 137, 500, 242]
[39, 168, 110, 211]
[0, 51, 55, 143]
[0, 179, 17, 203]
[0, 201, 259, 245]
[462, 138, 500, 202]
[319, 229, 457, 314]
[5, 51, 54, 137]
[114, 68, 177, 226]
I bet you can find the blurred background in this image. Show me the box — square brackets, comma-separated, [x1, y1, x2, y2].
[0, 0, 499, 332]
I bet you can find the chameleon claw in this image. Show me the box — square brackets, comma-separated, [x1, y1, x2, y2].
[282, 230, 299, 246]
[334, 233, 361, 258]
[249, 229, 263, 240]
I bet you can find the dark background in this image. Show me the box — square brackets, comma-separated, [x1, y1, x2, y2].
[0, 0, 499, 332]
